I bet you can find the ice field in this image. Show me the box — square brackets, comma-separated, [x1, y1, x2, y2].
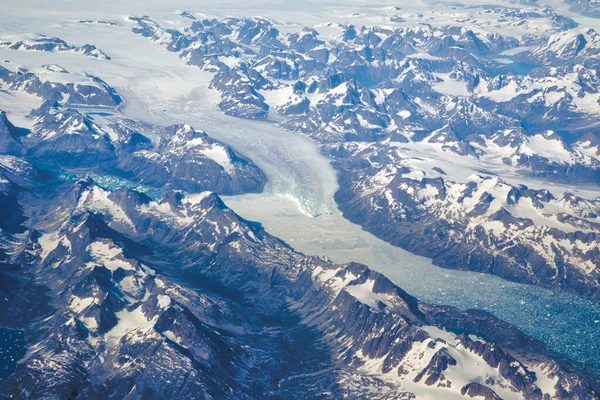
[1, 0, 600, 374]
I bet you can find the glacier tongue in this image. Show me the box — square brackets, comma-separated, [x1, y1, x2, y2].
[1, 0, 600, 383]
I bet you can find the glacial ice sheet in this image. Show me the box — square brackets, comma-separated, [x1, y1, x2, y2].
[223, 193, 600, 374]
[0, 4, 599, 375]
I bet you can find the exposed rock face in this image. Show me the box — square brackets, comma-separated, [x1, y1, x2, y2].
[521, 28, 600, 66]
[0, 36, 111, 59]
[27, 106, 118, 167]
[113, 123, 267, 194]
[0, 102, 266, 195]
[210, 67, 270, 119]
[331, 142, 600, 298]
[461, 382, 501, 399]
[413, 348, 457, 386]
[0, 111, 26, 156]
[0, 64, 122, 108]
[126, 14, 600, 299]
[0, 163, 595, 398]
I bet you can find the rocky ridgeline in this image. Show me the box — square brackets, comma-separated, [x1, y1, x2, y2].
[0, 36, 110, 60]
[0, 156, 596, 398]
[328, 139, 600, 298]
[128, 14, 600, 299]
[0, 64, 122, 108]
[0, 89, 265, 195]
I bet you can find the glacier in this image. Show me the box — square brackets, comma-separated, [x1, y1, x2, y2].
[1, 0, 600, 381]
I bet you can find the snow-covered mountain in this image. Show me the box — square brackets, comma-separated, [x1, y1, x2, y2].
[0, 61, 122, 109]
[0, 75, 265, 195]
[330, 139, 600, 297]
[124, 13, 600, 300]
[0, 35, 110, 60]
[565, 0, 600, 17]
[0, 155, 595, 398]
[523, 28, 600, 65]
[1, 0, 600, 397]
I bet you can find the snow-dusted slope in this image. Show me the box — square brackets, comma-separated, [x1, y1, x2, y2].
[0, 0, 600, 397]
[0, 35, 110, 60]
[0, 60, 121, 109]
[0, 65, 266, 195]
[0, 166, 594, 398]
[524, 27, 600, 64]
[331, 140, 600, 297]
[125, 13, 600, 300]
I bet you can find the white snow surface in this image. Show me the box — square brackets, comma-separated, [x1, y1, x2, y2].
[0, 0, 599, 393]
[104, 306, 157, 345]
[345, 279, 394, 308]
[88, 240, 135, 271]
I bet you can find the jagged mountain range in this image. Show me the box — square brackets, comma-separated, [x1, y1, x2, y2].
[0, 2, 599, 398]
[125, 12, 600, 299]
[0, 62, 265, 196]
[0, 61, 121, 109]
[0, 35, 110, 60]
[0, 149, 596, 398]
[329, 141, 600, 298]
